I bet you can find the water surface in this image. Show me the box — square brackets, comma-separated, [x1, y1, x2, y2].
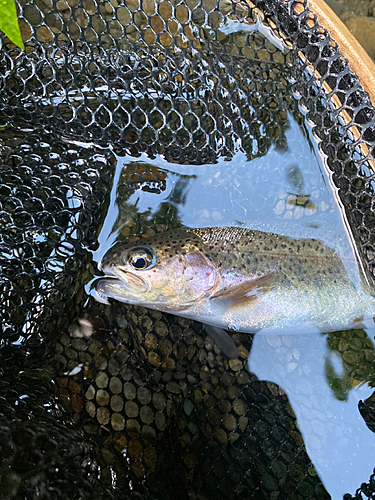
[90, 110, 375, 498]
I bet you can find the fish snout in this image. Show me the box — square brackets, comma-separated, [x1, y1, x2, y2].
[98, 259, 117, 275]
[99, 247, 124, 272]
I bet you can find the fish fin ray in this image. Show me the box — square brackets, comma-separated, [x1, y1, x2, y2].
[209, 272, 278, 308]
[205, 325, 239, 358]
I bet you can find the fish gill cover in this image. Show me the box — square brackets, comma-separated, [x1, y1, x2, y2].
[1, 0, 375, 499]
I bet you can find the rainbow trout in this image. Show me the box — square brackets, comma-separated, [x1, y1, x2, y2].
[97, 227, 374, 355]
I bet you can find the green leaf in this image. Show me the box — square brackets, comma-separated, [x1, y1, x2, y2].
[0, 0, 24, 50]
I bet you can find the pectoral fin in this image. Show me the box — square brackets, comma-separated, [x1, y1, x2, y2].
[210, 272, 277, 308]
[205, 325, 239, 358]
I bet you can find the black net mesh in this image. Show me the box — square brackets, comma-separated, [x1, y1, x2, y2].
[1, 0, 375, 498]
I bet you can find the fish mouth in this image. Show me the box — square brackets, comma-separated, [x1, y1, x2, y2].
[97, 265, 150, 298]
[96, 276, 130, 300]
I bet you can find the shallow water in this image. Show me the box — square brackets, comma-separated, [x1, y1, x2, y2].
[88, 107, 375, 498]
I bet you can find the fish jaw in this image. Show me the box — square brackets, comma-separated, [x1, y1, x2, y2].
[97, 262, 166, 308]
[96, 274, 208, 314]
[96, 276, 131, 302]
[96, 273, 177, 310]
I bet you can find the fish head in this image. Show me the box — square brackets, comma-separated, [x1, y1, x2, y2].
[97, 229, 219, 311]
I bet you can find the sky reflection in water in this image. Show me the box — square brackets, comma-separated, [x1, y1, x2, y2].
[250, 333, 375, 499]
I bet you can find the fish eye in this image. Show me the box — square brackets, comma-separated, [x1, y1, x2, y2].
[127, 247, 155, 271]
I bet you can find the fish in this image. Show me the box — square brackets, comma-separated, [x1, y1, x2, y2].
[97, 226, 374, 355]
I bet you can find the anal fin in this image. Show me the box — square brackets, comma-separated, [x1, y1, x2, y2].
[205, 325, 239, 358]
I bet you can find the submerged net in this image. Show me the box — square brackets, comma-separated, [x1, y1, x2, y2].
[1, 0, 375, 498]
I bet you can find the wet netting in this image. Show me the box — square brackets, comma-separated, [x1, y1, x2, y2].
[1, 0, 375, 498]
